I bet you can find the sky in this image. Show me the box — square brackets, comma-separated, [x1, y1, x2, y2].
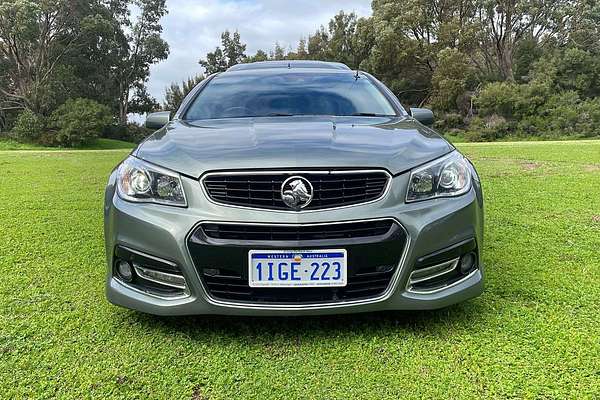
[147, 0, 373, 104]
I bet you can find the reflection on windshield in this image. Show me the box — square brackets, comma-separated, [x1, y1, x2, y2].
[184, 72, 397, 120]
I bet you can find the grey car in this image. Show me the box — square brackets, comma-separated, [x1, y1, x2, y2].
[104, 60, 484, 316]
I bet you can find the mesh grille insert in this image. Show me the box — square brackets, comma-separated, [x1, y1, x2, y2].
[201, 220, 394, 241]
[203, 171, 389, 210]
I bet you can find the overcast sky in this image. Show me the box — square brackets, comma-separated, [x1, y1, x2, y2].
[147, 0, 373, 104]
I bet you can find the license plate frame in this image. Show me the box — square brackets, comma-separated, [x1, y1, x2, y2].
[248, 249, 347, 288]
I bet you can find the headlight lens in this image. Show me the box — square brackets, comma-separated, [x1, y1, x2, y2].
[406, 151, 472, 202]
[117, 157, 187, 206]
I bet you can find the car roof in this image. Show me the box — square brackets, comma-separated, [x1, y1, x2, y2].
[226, 60, 351, 72]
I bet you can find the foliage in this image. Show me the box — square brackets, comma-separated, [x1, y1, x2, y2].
[127, 86, 160, 116]
[473, 0, 572, 81]
[270, 42, 286, 60]
[122, 122, 153, 143]
[326, 11, 359, 67]
[9, 108, 44, 142]
[112, 0, 169, 124]
[101, 122, 152, 144]
[0, 137, 134, 150]
[199, 3, 600, 142]
[471, 73, 600, 140]
[0, 0, 111, 115]
[433, 112, 465, 132]
[48, 98, 113, 147]
[199, 30, 246, 74]
[0, 0, 169, 139]
[239, 11, 368, 69]
[429, 48, 476, 112]
[3, 0, 599, 143]
[245, 49, 269, 63]
[163, 75, 205, 112]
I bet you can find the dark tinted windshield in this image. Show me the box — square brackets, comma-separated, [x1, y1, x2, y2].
[184, 71, 397, 120]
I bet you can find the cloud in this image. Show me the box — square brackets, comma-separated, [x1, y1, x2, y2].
[148, 0, 372, 104]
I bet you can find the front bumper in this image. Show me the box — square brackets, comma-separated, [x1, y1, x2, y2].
[104, 169, 484, 316]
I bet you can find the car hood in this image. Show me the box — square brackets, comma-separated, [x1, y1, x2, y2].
[135, 116, 454, 178]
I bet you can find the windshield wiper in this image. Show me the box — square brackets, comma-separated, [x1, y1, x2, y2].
[266, 113, 295, 117]
[351, 112, 391, 117]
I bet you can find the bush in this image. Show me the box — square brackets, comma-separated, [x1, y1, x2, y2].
[48, 98, 112, 147]
[124, 123, 152, 143]
[516, 93, 600, 138]
[463, 115, 512, 142]
[429, 48, 476, 112]
[474, 82, 517, 118]
[470, 78, 600, 140]
[10, 109, 45, 142]
[102, 123, 152, 144]
[433, 112, 464, 131]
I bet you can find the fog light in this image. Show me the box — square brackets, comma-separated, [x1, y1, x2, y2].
[116, 260, 133, 282]
[134, 264, 186, 289]
[459, 252, 476, 274]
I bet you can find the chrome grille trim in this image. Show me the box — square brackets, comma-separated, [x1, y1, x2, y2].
[199, 219, 395, 242]
[200, 169, 392, 212]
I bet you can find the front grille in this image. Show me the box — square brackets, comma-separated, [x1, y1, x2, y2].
[187, 219, 407, 304]
[201, 220, 394, 241]
[202, 171, 389, 210]
[202, 268, 396, 303]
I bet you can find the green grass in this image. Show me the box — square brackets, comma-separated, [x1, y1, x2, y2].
[442, 131, 600, 144]
[0, 137, 135, 151]
[0, 142, 599, 399]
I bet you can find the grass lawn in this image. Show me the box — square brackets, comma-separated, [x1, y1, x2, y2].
[0, 137, 135, 151]
[0, 141, 599, 399]
[439, 130, 600, 144]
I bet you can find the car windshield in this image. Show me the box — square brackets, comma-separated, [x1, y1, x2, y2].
[184, 71, 397, 120]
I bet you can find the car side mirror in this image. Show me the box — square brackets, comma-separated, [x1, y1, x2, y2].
[409, 108, 434, 126]
[145, 111, 171, 130]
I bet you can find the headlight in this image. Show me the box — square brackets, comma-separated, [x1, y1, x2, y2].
[116, 157, 187, 207]
[406, 151, 472, 202]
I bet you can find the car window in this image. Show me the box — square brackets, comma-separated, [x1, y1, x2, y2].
[184, 72, 397, 120]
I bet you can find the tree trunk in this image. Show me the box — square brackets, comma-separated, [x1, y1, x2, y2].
[118, 81, 129, 125]
[498, 47, 515, 81]
[119, 101, 128, 125]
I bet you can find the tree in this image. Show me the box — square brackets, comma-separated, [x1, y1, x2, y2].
[430, 48, 475, 112]
[49, 98, 112, 147]
[163, 75, 204, 111]
[307, 26, 329, 60]
[128, 85, 160, 115]
[199, 30, 246, 73]
[0, 0, 111, 114]
[270, 42, 286, 60]
[222, 30, 246, 66]
[200, 47, 227, 74]
[354, 17, 376, 70]
[245, 49, 269, 63]
[113, 0, 169, 124]
[296, 38, 308, 59]
[327, 11, 359, 67]
[474, 0, 572, 81]
[567, 1, 600, 54]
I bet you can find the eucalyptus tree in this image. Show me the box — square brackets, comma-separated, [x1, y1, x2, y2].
[112, 0, 169, 124]
[0, 0, 110, 114]
[163, 74, 204, 111]
[474, 0, 573, 81]
[199, 30, 246, 74]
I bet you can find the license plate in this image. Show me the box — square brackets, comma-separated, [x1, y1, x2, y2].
[248, 249, 347, 288]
